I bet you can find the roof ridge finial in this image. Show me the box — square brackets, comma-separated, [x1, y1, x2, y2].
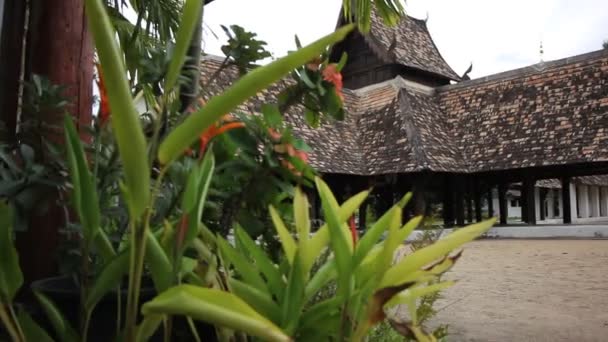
[539, 40, 544, 63]
[424, 11, 429, 23]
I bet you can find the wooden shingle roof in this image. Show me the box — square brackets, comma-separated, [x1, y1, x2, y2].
[364, 10, 460, 81]
[197, 48, 608, 175]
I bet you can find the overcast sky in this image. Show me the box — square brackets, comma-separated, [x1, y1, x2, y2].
[201, 0, 608, 78]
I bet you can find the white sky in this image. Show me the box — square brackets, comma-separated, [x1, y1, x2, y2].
[202, 0, 608, 78]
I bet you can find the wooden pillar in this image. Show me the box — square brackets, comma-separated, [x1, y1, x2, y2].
[561, 177, 572, 224]
[523, 178, 536, 225]
[487, 187, 495, 218]
[520, 183, 528, 222]
[412, 174, 427, 216]
[539, 189, 546, 221]
[466, 185, 473, 223]
[443, 175, 455, 227]
[498, 183, 508, 225]
[455, 177, 465, 226]
[474, 182, 482, 222]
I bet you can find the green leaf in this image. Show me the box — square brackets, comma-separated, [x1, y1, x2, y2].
[142, 285, 291, 342]
[384, 281, 455, 311]
[304, 258, 336, 301]
[17, 311, 54, 342]
[262, 104, 283, 127]
[217, 237, 269, 293]
[280, 253, 306, 334]
[235, 227, 284, 299]
[294, 187, 313, 275]
[353, 205, 399, 268]
[164, 0, 204, 92]
[34, 292, 79, 342]
[229, 278, 282, 324]
[136, 314, 163, 342]
[307, 189, 369, 268]
[64, 117, 101, 246]
[86, 251, 129, 312]
[0, 201, 22, 302]
[158, 24, 355, 164]
[146, 231, 173, 292]
[381, 219, 496, 287]
[85, 0, 149, 217]
[336, 52, 348, 71]
[315, 177, 352, 295]
[269, 205, 296, 264]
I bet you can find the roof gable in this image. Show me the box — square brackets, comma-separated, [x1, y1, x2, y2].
[365, 10, 460, 81]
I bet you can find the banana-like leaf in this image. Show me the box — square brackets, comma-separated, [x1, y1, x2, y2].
[298, 296, 342, 333]
[280, 253, 306, 335]
[17, 311, 54, 342]
[304, 258, 336, 301]
[381, 219, 496, 287]
[307, 189, 369, 267]
[389, 318, 437, 342]
[142, 285, 291, 342]
[63, 117, 101, 247]
[217, 237, 269, 293]
[158, 24, 355, 164]
[86, 251, 129, 312]
[269, 206, 296, 264]
[34, 291, 79, 342]
[146, 231, 173, 292]
[183, 152, 215, 251]
[0, 201, 22, 302]
[315, 177, 352, 296]
[136, 314, 163, 342]
[85, 0, 149, 217]
[235, 227, 284, 299]
[294, 188, 313, 275]
[384, 281, 455, 312]
[229, 278, 282, 324]
[353, 206, 399, 268]
[164, 0, 204, 92]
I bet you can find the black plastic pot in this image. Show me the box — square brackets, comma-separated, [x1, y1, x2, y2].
[31, 275, 217, 341]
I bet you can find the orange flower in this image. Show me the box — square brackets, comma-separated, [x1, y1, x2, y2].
[198, 119, 245, 155]
[349, 216, 358, 245]
[306, 56, 323, 71]
[322, 63, 344, 101]
[95, 64, 111, 126]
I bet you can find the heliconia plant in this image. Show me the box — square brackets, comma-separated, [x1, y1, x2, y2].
[0, 0, 495, 341]
[140, 181, 494, 341]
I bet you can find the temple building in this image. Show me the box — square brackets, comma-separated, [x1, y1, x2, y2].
[201, 9, 608, 227]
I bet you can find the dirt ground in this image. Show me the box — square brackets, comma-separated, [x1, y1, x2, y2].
[417, 240, 608, 341]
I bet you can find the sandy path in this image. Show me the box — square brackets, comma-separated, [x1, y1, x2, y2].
[423, 240, 608, 342]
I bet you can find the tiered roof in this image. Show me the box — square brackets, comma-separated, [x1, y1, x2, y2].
[198, 13, 608, 176]
[365, 10, 460, 81]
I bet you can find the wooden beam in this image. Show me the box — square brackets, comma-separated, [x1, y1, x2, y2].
[561, 177, 572, 224]
[498, 183, 508, 225]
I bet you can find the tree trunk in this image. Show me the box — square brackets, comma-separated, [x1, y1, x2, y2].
[16, 0, 93, 283]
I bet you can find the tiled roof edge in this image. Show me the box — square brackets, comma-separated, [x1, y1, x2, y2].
[437, 49, 608, 92]
[352, 75, 435, 96]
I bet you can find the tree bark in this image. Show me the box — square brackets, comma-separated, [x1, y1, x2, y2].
[16, 0, 93, 283]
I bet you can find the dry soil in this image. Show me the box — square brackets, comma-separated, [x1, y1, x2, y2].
[413, 239, 608, 341]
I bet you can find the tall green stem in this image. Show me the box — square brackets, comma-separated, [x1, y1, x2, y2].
[124, 166, 168, 340]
